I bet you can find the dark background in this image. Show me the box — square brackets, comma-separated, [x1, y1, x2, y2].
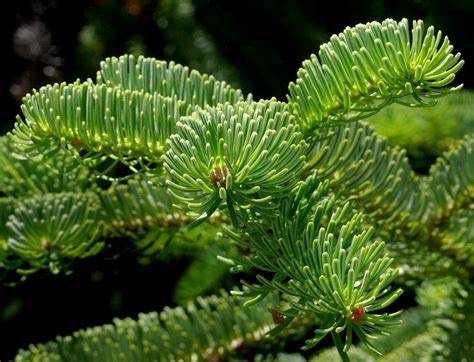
[1, 0, 473, 359]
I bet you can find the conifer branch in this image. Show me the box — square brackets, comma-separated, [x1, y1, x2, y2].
[311, 277, 474, 361]
[0, 136, 92, 197]
[227, 177, 402, 354]
[288, 18, 463, 132]
[163, 99, 307, 224]
[9, 55, 248, 179]
[99, 178, 182, 236]
[306, 121, 425, 236]
[15, 291, 284, 361]
[306, 123, 474, 275]
[425, 136, 474, 267]
[11, 82, 187, 176]
[6, 193, 104, 274]
[428, 135, 473, 220]
[1, 17, 469, 359]
[98, 54, 248, 109]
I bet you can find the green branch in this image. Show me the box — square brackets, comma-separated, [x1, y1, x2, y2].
[98, 54, 247, 109]
[0, 136, 92, 197]
[163, 100, 307, 223]
[288, 18, 463, 132]
[6, 192, 103, 274]
[227, 177, 402, 353]
[15, 291, 282, 361]
[306, 121, 425, 236]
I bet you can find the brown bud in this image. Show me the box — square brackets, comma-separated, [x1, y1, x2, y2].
[208, 165, 228, 188]
[272, 308, 285, 324]
[350, 307, 365, 321]
[71, 137, 81, 148]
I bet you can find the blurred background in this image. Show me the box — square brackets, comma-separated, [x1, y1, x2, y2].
[1, 0, 473, 359]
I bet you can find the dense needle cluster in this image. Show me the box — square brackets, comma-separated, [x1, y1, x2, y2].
[1, 17, 471, 361]
[162, 100, 306, 224]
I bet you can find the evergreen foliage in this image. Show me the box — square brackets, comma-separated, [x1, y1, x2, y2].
[305, 121, 425, 235]
[288, 18, 463, 132]
[15, 291, 283, 361]
[310, 276, 474, 361]
[0, 136, 92, 196]
[6, 192, 103, 275]
[163, 100, 306, 224]
[0, 17, 472, 360]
